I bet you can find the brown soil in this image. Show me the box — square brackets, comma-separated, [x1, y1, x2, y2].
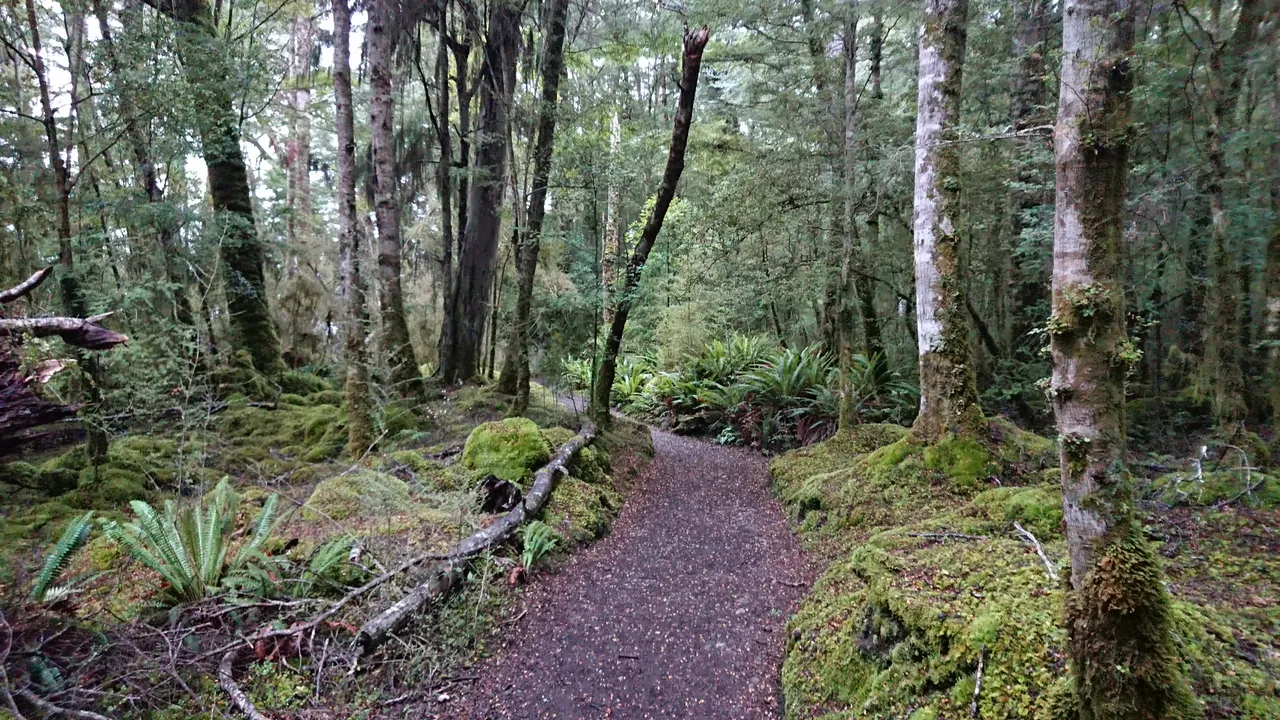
[442, 429, 812, 719]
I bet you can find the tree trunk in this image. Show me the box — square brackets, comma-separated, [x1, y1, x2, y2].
[1050, 0, 1192, 716]
[435, 0, 454, 361]
[601, 112, 622, 327]
[368, 0, 425, 403]
[148, 0, 284, 377]
[437, 1, 520, 384]
[1268, 71, 1280, 430]
[498, 0, 571, 414]
[332, 0, 373, 455]
[591, 28, 710, 425]
[1202, 0, 1262, 425]
[910, 0, 983, 443]
[837, 9, 859, 430]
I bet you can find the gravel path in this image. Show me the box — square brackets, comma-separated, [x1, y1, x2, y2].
[451, 429, 811, 719]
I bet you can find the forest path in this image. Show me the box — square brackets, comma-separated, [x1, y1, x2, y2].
[448, 428, 812, 719]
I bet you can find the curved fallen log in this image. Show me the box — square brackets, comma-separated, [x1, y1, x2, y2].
[357, 424, 596, 655]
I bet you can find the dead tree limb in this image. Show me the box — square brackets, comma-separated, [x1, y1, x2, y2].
[0, 267, 53, 304]
[0, 315, 128, 350]
[218, 648, 272, 720]
[1012, 522, 1059, 581]
[357, 425, 596, 654]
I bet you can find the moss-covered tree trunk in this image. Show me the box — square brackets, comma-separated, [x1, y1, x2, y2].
[909, 0, 983, 443]
[368, 0, 425, 403]
[437, 1, 520, 384]
[837, 8, 860, 430]
[332, 0, 373, 455]
[1201, 0, 1262, 425]
[497, 0, 570, 413]
[1268, 75, 1280, 431]
[147, 0, 284, 377]
[1050, 0, 1191, 716]
[591, 28, 710, 426]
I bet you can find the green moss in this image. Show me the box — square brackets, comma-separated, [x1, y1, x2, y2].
[971, 486, 1064, 539]
[596, 415, 655, 460]
[219, 402, 347, 465]
[379, 402, 420, 438]
[461, 418, 552, 485]
[1150, 470, 1279, 508]
[542, 478, 621, 543]
[278, 370, 332, 396]
[770, 424, 909, 495]
[923, 435, 995, 491]
[303, 470, 412, 521]
[308, 389, 344, 407]
[0, 461, 40, 488]
[211, 352, 278, 401]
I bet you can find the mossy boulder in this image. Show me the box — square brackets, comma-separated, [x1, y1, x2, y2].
[220, 402, 347, 465]
[771, 424, 909, 496]
[383, 450, 473, 491]
[461, 418, 552, 485]
[303, 470, 412, 521]
[542, 427, 611, 484]
[542, 478, 621, 543]
[278, 370, 332, 396]
[971, 486, 1064, 539]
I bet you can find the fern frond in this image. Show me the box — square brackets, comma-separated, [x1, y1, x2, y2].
[32, 512, 94, 603]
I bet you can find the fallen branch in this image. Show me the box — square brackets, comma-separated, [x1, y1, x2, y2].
[1013, 522, 1059, 581]
[908, 532, 989, 541]
[357, 424, 596, 655]
[970, 644, 985, 718]
[16, 689, 112, 720]
[0, 266, 53, 304]
[0, 315, 128, 350]
[218, 647, 272, 720]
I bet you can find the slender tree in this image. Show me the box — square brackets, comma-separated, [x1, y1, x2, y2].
[368, 0, 426, 403]
[591, 27, 711, 426]
[498, 0, 572, 413]
[332, 0, 373, 454]
[910, 0, 983, 443]
[1050, 0, 1192, 715]
[143, 0, 285, 376]
[437, 1, 521, 384]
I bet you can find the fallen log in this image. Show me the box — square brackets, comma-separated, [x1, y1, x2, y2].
[357, 424, 595, 655]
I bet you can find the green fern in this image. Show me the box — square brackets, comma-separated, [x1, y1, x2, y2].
[295, 534, 357, 597]
[31, 512, 94, 604]
[521, 521, 561, 570]
[104, 479, 282, 605]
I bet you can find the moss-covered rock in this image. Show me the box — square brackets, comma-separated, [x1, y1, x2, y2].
[771, 424, 909, 497]
[278, 370, 332, 397]
[461, 418, 552, 485]
[971, 486, 1064, 539]
[542, 477, 621, 544]
[220, 402, 348, 466]
[303, 470, 412, 521]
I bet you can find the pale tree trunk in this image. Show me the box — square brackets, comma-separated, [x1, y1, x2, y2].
[591, 28, 710, 426]
[437, 1, 520, 384]
[910, 0, 983, 443]
[601, 112, 621, 326]
[146, 0, 285, 377]
[333, 0, 373, 455]
[286, 10, 314, 261]
[27, 0, 109, 462]
[1202, 0, 1262, 425]
[497, 0, 571, 413]
[1051, 0, 1192, 715]
[1268, 72, 1280, 430]
[435, 0, 454, 356]
[369, 0, 425, 403]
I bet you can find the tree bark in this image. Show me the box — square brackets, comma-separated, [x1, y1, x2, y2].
[498, 0, 571, 413]
[435, 0, 454, 359]
[837, 8, 860, 429]
[1201, 0, 1263, 424]
[910, 0, 983, 443]
[1050, 0, 1191, 715]
[146, 0, 284, 377]
[368, 0, 426, 403]
[437, 1, 521, 384]
[601, 112, 622, 327]
[1268, 72, 1280, 430]
[333, 0, 373, 455]
[591, 28, 710, 425]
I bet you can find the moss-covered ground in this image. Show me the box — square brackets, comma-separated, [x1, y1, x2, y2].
[771, 422, 1279, 720]
[0, 372, 654, 717]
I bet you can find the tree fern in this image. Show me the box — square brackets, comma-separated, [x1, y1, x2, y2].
[32, 512, 94, 604]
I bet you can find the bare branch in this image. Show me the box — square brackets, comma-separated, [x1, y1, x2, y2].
[1013, 522, 1059, 581]
[0, 266, 53, 304]
[0, 315, 129, 350]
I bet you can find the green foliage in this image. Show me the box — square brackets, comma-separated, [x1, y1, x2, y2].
[542, 477, 621, 544]
[293, 534, 363, 597]
[31, 511, 95, 604]
[103, 479, 281, 605]
[461, 418, 553, 485]
[559, 355, 593, 391]
[520, 520, 561, 569]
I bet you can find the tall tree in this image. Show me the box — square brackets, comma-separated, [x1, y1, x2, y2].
[332, 0, 373, 454]
[910, 0, 983, 442]
[591, 27, 711, 426]
[437, 0, 520, 384]
[1050, 0, 1192, 715]
[368, 0, 426, 402]
[1268, 71, 1280, 429]
[497, 0, 572, 413]
[143, 0, 285, 376]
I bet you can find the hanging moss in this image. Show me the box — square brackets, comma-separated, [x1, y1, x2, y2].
[461, 418, 553, 486]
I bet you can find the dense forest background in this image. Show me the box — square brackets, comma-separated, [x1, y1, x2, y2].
[1, 0, 1278, 717]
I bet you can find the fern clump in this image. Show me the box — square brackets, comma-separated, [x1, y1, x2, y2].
[104, 479, 281, 605]
[31, 511, 95, 605]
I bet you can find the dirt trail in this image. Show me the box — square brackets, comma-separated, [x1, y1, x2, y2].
[448, 429, 811, 719]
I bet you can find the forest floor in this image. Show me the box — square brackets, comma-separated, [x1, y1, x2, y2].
[436, 430, 813, 720]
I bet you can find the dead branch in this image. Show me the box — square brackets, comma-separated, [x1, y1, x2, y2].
[970, 644, 985, 718]
[357, 424, 596, 655]
[907, 532, 989, 541]
[0, 267, 53, 304]
[1013, 522, 1059, 581]
[218, 648, 272, 720]
[0, 315, 128, 350]
[16, 689, 112, 720]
